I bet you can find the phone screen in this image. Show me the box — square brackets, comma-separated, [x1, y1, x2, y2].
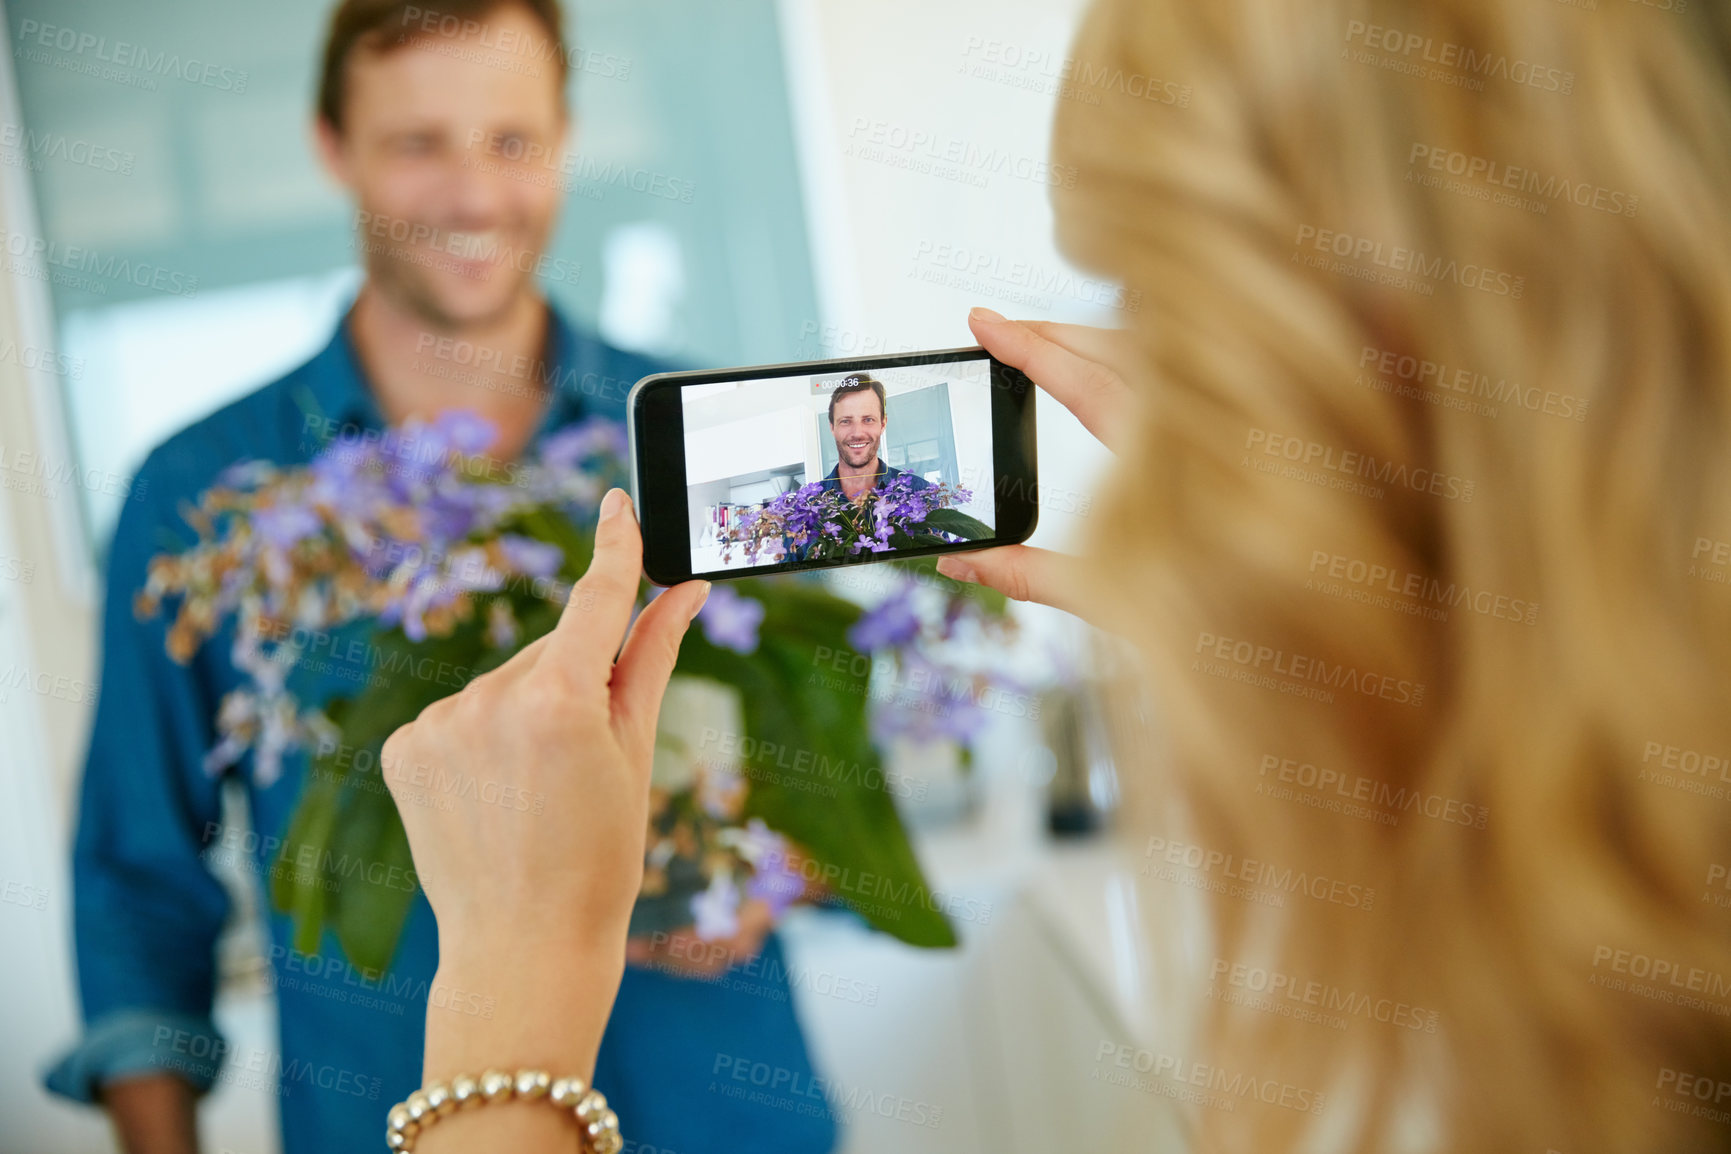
[679, 354, 999, 576]
[630, 345, 1036, 585]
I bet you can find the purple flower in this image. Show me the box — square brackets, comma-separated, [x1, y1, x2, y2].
[307, 441, 370, 496]
[396, 571, 465, 642]
[498, 534, 563, 578]
[699, 760, 746, 820]
[418, 492, 483, 545]
[218, 460, 277, 490]
[252, 501, 321, 550]
[429, 409, 497, 456]
[150, 406, 665, 797]
[738, 819, 803, 917]
[697, 586, 765, 654]
[849, 586, 921, 651]
[721, 474, 976, 562]
[487, 600, 520, 649]
[540, 418, 628, 471]
[691, 873, 741, 941]
[869, 649, 1013, 750]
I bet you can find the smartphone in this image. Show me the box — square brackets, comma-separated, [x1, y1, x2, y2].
[628, 346, 1038, 585]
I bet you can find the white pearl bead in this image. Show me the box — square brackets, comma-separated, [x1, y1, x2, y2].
[550, 1076, 589, 1107]
[515, 1069, 551, 1099]
[479, 1069, 513, 1101]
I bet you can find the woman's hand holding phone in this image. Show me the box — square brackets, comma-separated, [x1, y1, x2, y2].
[381, 489, 708, 1141]
[935, 308, 1132, 619]
[388, 310, 1129, 984]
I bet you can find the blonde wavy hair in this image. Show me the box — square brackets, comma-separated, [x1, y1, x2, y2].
[1054, 1, 1731, 1150]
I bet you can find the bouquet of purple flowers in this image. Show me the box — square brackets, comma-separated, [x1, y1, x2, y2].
[138, 411, 1009, 973]
[723, 474, 990, 565]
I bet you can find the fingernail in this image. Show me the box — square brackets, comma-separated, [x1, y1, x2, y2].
[691, 581, 712, 615]
[937, 556, 978, 583]
[969, 306, 1007, 325]
[600, 488, 632, 523]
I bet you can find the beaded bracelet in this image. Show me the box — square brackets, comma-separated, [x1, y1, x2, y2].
[385, 1068, 622, 1153]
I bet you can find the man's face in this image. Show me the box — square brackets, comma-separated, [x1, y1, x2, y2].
[317, 5, 569, 330]
[830, 389, 885, 469]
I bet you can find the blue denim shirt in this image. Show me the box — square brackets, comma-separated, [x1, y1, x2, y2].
[45, 306, 838, 1154]
[814, 460, 933, 499]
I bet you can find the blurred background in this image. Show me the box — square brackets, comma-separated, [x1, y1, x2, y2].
[0, 0, 1150, 1150]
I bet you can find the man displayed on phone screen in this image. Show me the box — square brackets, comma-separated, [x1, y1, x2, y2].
[821, 374, 932, 505]
[785, 374, 933, 563]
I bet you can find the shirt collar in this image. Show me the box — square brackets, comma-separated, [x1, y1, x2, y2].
[822, 460, 891, 489]
[538, 307, 595, 435]
[296, 301, 596, 441]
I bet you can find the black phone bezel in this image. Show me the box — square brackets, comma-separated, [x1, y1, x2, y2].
[629, 345, 1038, 586]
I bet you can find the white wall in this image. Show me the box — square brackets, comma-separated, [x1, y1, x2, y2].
[946, 376, 996, 527]
[0, 15, 111, 1147]
[778, 0, 1115, 566]
[687, 404, 812, 485]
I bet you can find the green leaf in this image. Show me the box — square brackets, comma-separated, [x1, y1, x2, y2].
[271, 574, 535, 970]
[675, 577, 957, 948]
[272, 758, 339, 955]
[328, 772, 418, 974]
[920, 508, 994, 540]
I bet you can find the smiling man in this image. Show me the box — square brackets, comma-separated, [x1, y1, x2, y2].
[45, 3, 835, 1153]
[821, 374, 931, 505]
[784, 375, 933, 563]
